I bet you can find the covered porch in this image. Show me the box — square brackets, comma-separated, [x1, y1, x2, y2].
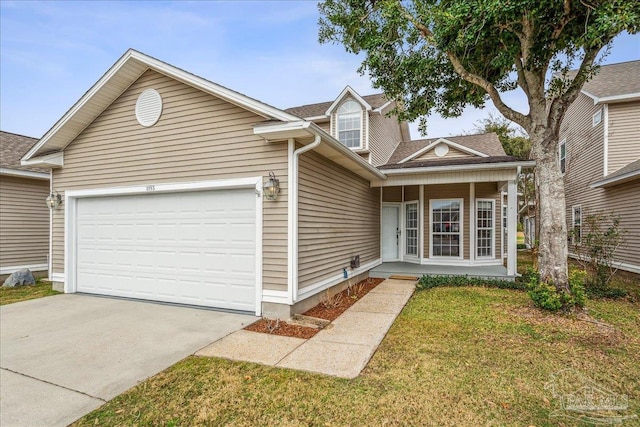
[369, 262, 512, 280]
[371, 164, 526, 277]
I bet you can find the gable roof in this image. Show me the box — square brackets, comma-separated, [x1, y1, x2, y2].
[23, 49, 300, 162]
[386, 132, 507, 165]
[0, 131, 49, 175]
[285, 93, 388, 118]
[578, 60, 640, 103]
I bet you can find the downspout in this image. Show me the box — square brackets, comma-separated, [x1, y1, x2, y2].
[48, 169, 53, 281]
[290, 132, 321, 303]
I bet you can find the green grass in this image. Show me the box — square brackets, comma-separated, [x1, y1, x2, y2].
[74, 287, 640, 427]
[0, 279, 60, 306]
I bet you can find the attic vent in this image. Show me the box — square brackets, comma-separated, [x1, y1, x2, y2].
[434, 143, 449, 157]
[135, 89, 163, 127]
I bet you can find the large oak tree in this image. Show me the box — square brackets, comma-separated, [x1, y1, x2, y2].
[319, 0, 639, 294]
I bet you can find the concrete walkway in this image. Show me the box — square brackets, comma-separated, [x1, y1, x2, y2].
[197, 278, 416, 378]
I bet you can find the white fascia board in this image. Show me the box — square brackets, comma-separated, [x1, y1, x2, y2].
[23, 49, 298, 161]
[590, 169, 640, 188]
[398, 138, 490, 164]
[373, 100, 393, 113]
[0, 168, 50, 180]
[20, 152, 64, 167]
[324, 85, 372, 115]
[23, 50, 142, 161]
[383, 160, 536, 175]
[582, 89, 640, 105]
[305, 115, 328, 121]
[254, 121, 387, 181]
[135, 50, 299, 122]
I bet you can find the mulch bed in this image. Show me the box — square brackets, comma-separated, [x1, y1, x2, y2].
[303, 277, 384, 321]
[244, 277, 385, 339]
[245, 319, 319, 339]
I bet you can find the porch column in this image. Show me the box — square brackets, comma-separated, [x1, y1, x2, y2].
[506, 179, 518, 275]
[419, 185, 424, 260]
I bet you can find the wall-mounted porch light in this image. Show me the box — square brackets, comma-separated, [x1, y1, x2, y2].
[263, 172, 280, 201]
[46, 191, 62, 209]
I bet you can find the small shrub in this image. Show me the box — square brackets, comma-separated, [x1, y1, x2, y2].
[527, 270, 586, 312]
[320, 290, 343, 308]
[528, 280, 563, 311]
[417, 275, 526, 291]
[265, 318, 280, 334]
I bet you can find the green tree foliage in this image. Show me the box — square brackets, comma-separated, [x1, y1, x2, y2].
[473, 114, 531, 159]
[319, 0, 639, 302]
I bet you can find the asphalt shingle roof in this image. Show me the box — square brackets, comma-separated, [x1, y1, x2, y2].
[578, 60, 640, 100]
[0, 131, 48, 173]
[285, 93, 389, 118]
[385, 132, 507, 165]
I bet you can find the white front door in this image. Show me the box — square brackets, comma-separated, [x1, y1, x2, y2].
[381, 205, 400, 261]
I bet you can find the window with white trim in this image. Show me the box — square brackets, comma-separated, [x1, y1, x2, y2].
[592, 109, 602, 127]
[405, 202, 418, 257]
[572, 205, 582, 244]
[337, 99, 362, 148]
[476, 199, 495, 258]
[431, 199, 462, 257]
[559, 139, 566, 174]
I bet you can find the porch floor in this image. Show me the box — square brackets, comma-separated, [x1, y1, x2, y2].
[369, 262, 513, 280]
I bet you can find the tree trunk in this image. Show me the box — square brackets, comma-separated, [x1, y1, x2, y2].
[530, 136, 570, 292]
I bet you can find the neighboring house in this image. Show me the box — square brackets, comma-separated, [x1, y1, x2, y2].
[0, 131, 50, 276]
[21, 49, 531, 317]
[560, 60, 640, 274]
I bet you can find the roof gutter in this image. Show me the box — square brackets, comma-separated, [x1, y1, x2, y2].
[381, 160, 536, 175]
[591, 169, 640, 188]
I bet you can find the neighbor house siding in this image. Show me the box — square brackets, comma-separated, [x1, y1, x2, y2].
[0, 175, 49, 270]
[368, 104, 402, 166]
[297, 149, 380, 290]
[607, 101, 639, 174]
[51, 69, 289, 291]
[562, 94, 640, 270]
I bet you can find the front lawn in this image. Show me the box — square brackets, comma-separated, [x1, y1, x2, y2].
[74, 287, 640, 426]
[0, 279, 60, 306]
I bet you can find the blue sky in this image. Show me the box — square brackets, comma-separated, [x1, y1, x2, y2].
[1, 1, 639, 140]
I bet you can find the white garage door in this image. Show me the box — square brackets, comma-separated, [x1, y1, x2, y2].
[75, 189, 256, 312]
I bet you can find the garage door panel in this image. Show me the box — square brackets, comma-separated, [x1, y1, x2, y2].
[75, 189, 257, 311]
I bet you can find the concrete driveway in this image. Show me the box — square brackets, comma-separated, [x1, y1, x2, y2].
[0, 294, 255, 427]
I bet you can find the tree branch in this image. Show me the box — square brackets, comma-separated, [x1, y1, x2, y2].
[552, 0, 574, 40]
[398, 4, 531, 129]
[547, 46, 600, 129]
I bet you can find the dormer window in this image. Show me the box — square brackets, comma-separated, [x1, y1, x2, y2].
[337, 99, 362, 148]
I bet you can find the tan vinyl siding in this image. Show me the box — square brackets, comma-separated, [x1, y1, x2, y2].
[562, 94, 640, 270]
[51, 69, 289, 291]
[297, 150, 380, 290]
[423, 183, 470, 259]
[404, 185, 419, 201]
[416, 146, 474, 160]
[368, 105, 402, 166]
[475, 182, 502, 260]
[315, 120, 331, 134]
[0, 176, 49, 269]
[607, 101, 640, 174]
[382, 187, 402, 202]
